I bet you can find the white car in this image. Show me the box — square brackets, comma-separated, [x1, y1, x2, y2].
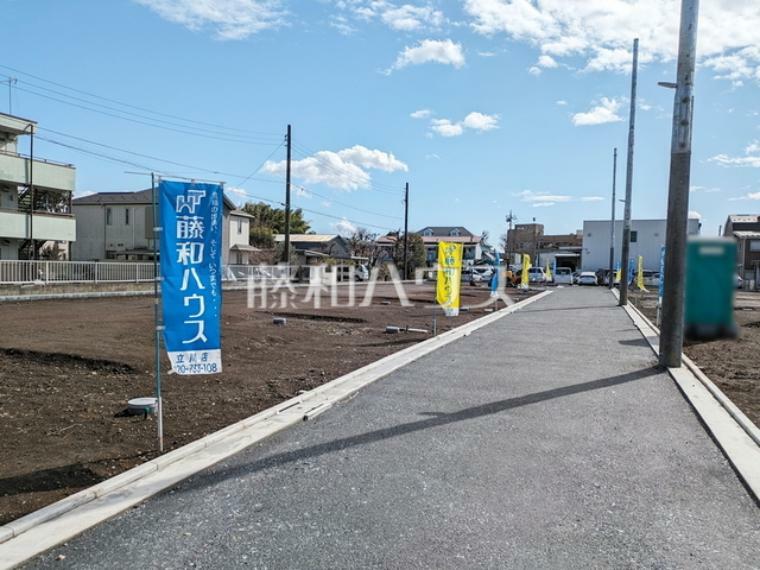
[578, 271, 598, 286]
[461, 269, 484, 284]
[553, 267, 573, 285]
[528, 267, 547, 284]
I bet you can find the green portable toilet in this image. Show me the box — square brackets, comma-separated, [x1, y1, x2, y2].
[685, 237, 737, 339]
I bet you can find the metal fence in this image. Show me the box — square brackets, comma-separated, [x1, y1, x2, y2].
[0, 260, 295, 285]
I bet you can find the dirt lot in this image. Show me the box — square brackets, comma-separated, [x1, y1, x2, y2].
[0, 283, 531, 524]
[630, 290, 760, 428]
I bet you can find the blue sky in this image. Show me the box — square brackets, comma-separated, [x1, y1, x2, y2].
[3, 0, 759, 242]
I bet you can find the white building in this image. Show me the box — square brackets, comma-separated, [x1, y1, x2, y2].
[72, 189, 256, 264]
[581, 218, 701, 272]
[0, 112, 76, 259]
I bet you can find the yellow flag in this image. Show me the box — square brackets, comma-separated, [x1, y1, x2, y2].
[436, 242, 463, 316]
[521, 254, 532, 287]
[545, 261, 552, 281]
[636, 255, 647, 291]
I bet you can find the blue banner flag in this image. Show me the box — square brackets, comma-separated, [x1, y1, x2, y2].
[159, 180, 223, 375]
[658, 246, 666, 299]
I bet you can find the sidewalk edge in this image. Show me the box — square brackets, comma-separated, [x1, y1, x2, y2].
[615, 290, 760, 502]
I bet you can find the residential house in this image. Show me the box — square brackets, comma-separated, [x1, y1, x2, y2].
[581, 218, 701, 272]
[723, 214, 760, 282]
[71, 188, 254, 264]
[375, 227, 483, 267]
[273, 234, 352, 264]
[0, 112, 76, 259]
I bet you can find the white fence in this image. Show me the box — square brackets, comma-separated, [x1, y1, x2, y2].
[0, 260, 295, 285]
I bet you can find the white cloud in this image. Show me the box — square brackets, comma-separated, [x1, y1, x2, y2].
[463, 0, 760, 83]
[478, 51, 497, 57]
[516, 190, 605, 207]
[388, 39, 465, 72]
[330, 15, 357, 35]
[690, 185, 721, 193]
[333, 217, 358, 236]
[710, 140, 760, 168]
[528, 66, 542, 76]
[425, 153, 441, 160]
[410, 109, 432, 119]
[518, 190, 572, 207]
[430, 118, 464, 137]
[537, 54, 558, 68]
[134, 0, 284, 39]
[428, 112, 500, 137]
[556, 99, 568, 106]
[572, 97, 623, 126]
[381, 4, 444, 31]
[262, 145, 407, 191]
[730, 191, 760, 201]
[462, 111, 500, 131]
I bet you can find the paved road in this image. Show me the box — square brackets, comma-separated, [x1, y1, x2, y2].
[28, 288, 759, 568]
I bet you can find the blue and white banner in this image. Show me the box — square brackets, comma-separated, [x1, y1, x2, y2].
[159, 180, 223, 375]
[658, 245, 666, 299]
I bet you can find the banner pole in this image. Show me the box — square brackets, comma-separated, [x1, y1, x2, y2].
[152, 172, 164, 453]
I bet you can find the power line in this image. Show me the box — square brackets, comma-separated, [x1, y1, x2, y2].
[35, 135, 395, 231]
[6, 77, 281, 143]
[0, 63, 281, 138]
[39, 128, 282, 179]
[11, 84, 281, 146]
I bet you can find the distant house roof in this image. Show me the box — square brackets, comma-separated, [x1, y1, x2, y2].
[726, 215, 760, 225]
[273, 234, 340, 243]
[73, 188, 236, 210]
[230, 209, 255, 219]
[415, 226, 475, 237]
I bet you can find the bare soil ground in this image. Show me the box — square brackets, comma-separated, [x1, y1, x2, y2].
[630, 290, 760, 428]
[0, 283, 531, 524]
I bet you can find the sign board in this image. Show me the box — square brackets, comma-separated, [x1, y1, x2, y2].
[436, 242, 463, 317]
[159, 180, 223, 375]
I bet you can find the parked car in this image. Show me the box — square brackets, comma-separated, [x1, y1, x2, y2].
[642, 270, 660, 288]
[572, 271, 581, 285]
[473, 266, 495, 279]
[354, 264, 369, 281]
[528, 266, 547, 284]
[578, 271, 598, 286]
[461, 268, 484, 285]
[554, 267, 573, 285]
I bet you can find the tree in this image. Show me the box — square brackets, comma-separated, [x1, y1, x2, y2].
[348, 228, 379, 264]
[241, 201, 311, 248]
[392, 233, 427, 274]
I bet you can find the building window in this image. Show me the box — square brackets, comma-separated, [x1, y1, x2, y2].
[450, 228, 460, 237]
[125, 208, 130, 225]
[237, 218, 242, 234]
[749, 240, 760, 252]
[422, 229, 433, 237]
[630, 231, 638, 243]
[106, 207, 112, 225]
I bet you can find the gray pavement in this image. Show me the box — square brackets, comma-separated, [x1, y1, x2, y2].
[28, 287, 759, 568]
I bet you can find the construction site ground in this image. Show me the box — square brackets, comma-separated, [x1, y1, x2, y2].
[0, 282, 529, 524]
[630, 289, 760, 428]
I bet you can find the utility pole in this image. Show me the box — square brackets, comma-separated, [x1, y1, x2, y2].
[505, 210, 516, 267]
[283, 124, 292, 264]
[659, 0, 700, 368]
[28, 124, 35, 260]
[4, 77, 16, 114]
[403, 182, 409, 280]
[619, 38, 639, 306]
[608, 147, 618, 289]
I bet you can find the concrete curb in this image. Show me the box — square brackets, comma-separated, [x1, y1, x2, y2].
[0, 291, 551, 569]
[615, 290, 760, 501]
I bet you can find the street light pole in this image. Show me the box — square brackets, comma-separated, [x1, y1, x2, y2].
[659, 0, 700, 368]
[608, 147, 618, 289]
[619, 38, 639, 306]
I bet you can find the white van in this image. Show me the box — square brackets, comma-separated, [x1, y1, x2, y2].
[554, 267, 573, 285]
